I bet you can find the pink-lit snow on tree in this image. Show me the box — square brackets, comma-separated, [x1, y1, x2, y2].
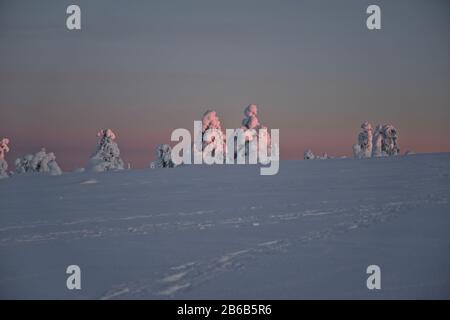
[201, 110, 226, 160]
[0, 138, 10, 179]
[239, 104, 271, 159]
[353, 121, 373, 158]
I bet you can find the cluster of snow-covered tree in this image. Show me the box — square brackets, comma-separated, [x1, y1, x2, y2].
[303, 149, 332, 160]
[0, 114, 405, 180]
[0, 128, 126, 179]
[15, 148, 62, 176]
[2, 127, 162, 178]
[150, 104, 274, 167]
[303, 121, 401, 161]
[198, 104, 273, 162]
[0, 137, 63, 179]
[353, 122, 400, 158]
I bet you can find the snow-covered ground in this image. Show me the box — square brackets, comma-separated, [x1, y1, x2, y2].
[1, 153, 449, 299]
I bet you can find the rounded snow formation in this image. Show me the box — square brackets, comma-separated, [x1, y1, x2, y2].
[0, 138, 10, 160]
[241, 104, 265, 132]
[15, 148, 62, 176]
[361, 121, 373, 132]
[242, 104, 260, 129]
[304, 149, 315, 160]
[89, 129, 124, 172]
[151, 144, 175, 168]
[244, 103, 257, 117]
[202, 110, 222, 132]
[97, 128, 116, 140]
[0, 138, 10, 179]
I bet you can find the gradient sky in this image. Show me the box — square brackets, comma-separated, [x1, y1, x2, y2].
[1, 0, 449, 170]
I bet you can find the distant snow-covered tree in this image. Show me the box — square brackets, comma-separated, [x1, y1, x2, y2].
[381, 124, 400, 156]
[316, 153, 331, 160]
[15, 148, 62, 176]
[89, 129, 124, 172]
[15, 154, 33, 174]
[353, 121, 373, 158]
[201, 110, 226, 161]
[304, 149, 331, 160]
[150, 144, 175, 168]
[372, 125, 384, 157]
[354, 122, 400, 158]
[304, 149, 315, 160]
[239, 104, 272, 159]
[0, 138, 10, 179]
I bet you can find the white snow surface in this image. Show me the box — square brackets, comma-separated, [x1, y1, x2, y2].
[0, 153, 449, 299]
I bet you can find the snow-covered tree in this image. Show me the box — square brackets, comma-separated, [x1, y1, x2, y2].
[372, 124, 400, 157]
[15, 154, 33, 174]
[201, 110, 226, 160]
[380, 124, 400, 156]
[372, 125, 384, 157]
[150, 144, 175, 168]
[316, 153, 330, 160]
[89, 129, 124, 172]
[15, 148, 62, 176]
[0, 138, 10, 179]
[239, 104, 272, 159]
[353, 121, 373, 158]
[304, 149, 315, 160]
[354, 122, 400, 158]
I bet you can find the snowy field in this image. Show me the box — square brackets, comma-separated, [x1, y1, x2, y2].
[0, 153, 449, 299]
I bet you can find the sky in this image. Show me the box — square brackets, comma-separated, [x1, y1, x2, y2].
[1, 0, 449, 170]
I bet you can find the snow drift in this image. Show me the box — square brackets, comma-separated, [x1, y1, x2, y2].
[1, 153, 449, 299]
